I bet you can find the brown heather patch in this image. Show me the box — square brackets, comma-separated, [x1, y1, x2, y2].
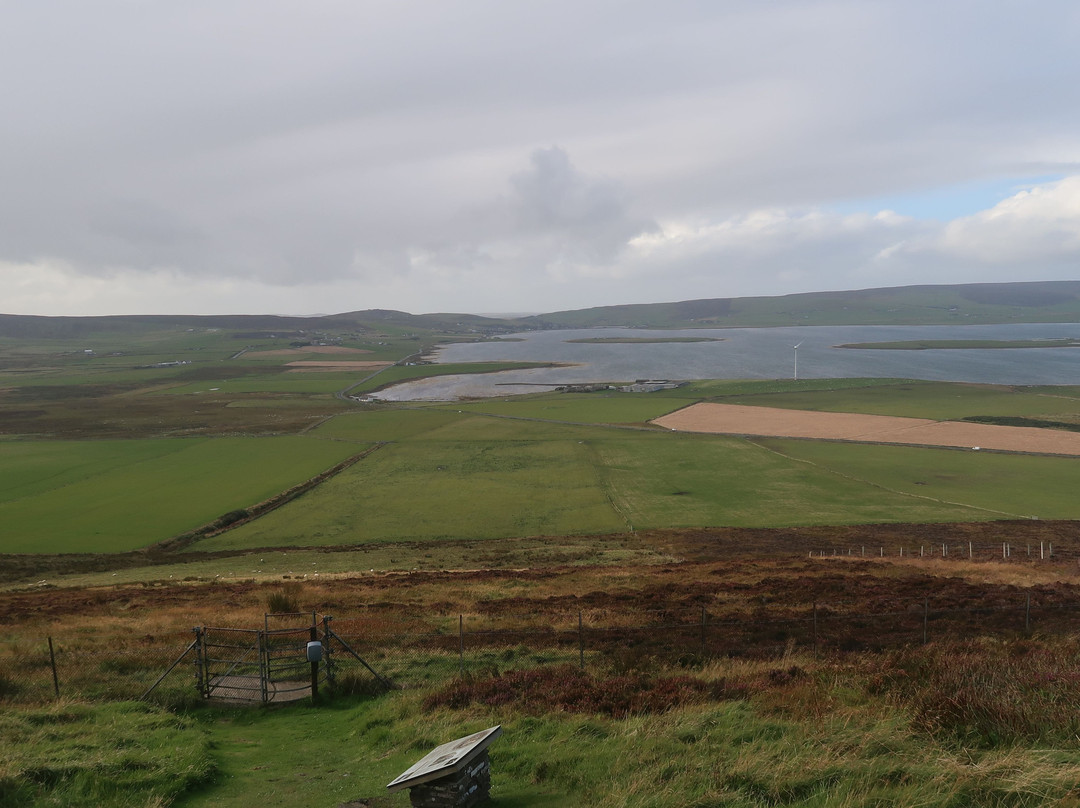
[424, 664, 747, 718]
[6, 533, 1080, 657]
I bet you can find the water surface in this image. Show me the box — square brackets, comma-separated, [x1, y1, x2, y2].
[374, 323, 1080, 400]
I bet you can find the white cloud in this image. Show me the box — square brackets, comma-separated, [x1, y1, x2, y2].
[931, 176, 1080, 263]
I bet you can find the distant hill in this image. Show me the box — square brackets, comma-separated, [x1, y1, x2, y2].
[520, 281, 1080, 329]
[2, 281, 1080, 337]
[0, 309, 518, 340]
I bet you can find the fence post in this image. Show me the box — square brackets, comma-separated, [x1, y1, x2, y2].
[1041, 541, 1045, 560]
[922, 598, 929, 645]
[969, 542, 973, 559]
[458, 615, 464, 678]
[47, 637, 60, 699]
[193, 627, 205, 697]
[700, 606, 707, 659]
[812, 601, 818, 658]
[322, 616, 335, 689]
[1025, 593, 1031, 635]
[258, 631, 269, 704]
[309, 623, 320, 704]
[578, 611, 585, 671]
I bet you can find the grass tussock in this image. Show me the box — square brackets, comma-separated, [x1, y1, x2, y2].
[264, 581, 303, 614]
[0, 700, 213, 808]
[870, 637, 1080, 747]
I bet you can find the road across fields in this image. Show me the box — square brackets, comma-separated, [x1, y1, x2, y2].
[652, 403, 1080, 456]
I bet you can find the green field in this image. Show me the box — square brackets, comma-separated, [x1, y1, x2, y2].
[0, 437, 360, 553]
[709, 379, 1080, 420]
[198, 407, 1014, 551]
[6, 375, 1080, 556]
[759, 439, 1080, 520]
[438, 391, 696, 424]
[161, 373, 367, 395]
[838, 338, 1080, 350]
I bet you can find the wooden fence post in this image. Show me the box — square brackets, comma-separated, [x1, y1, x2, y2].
[922, 598, 929, 645]
[458, 615, 464, 678]
[258, 631, 269, 704]
[700, 606, 707, 658]
[47, 637, 60, 699]
[578, 611, 585, 671]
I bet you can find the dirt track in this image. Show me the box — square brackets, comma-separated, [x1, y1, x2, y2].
[653, 403, 1080, 456]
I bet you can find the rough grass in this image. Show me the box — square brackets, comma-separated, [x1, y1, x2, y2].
[0, 700, 213, 808]
[169, 644, 1080, 808]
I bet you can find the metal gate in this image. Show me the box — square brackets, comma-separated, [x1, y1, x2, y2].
[194, 614, 333, 703]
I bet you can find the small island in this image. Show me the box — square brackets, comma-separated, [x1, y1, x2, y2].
[836, 338, 1080, 350]
[564, 336, 725, 344]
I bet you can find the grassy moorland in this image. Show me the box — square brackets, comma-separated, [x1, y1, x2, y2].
[8, 547, 1080, 807]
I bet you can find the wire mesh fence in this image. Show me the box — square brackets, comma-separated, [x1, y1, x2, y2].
[5, 594, 1080, 706]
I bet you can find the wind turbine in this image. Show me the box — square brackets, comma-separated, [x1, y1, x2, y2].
[793, 341, 804, 380]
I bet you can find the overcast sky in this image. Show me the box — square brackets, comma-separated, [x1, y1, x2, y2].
[2, 1, 1079, 316]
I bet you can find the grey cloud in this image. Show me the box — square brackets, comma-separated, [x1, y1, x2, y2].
[507, 147, 659, 264]
[3, 1, 1080, 314]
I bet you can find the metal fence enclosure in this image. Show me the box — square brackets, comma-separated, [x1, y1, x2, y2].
[195, 614, 332, 704]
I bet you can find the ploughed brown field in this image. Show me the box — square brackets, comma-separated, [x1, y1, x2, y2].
[654, 402, 1080, 456]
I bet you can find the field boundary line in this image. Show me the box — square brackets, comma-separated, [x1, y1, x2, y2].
[152, 443, 387, 552]
[579, 440, 635, 532]
[744, 437, 1030, 519]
